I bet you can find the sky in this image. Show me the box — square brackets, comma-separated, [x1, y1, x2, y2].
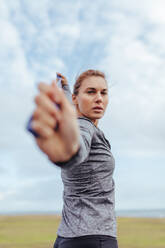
[0, 0, 165, 214]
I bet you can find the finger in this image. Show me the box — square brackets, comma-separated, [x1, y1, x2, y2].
[38, 82, 55, 101]
[33, 107, 58, 129]
[31, 120, 54, 139]
[34, 93, 61, 121]
[56, 72, 64, 79]
[53, 82, 70, 110]
[51, 79, 57, 87]
[56, 72, 68, 86]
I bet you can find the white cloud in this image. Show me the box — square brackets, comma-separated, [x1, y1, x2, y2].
[0, 7, 34, 89]
[97, 0, 165, 157]
[0, 0, 164, 213]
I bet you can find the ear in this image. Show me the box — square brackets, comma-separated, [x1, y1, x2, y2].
[72, 94, 78, 105]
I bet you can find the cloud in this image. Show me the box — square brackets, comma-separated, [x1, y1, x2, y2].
[0, 0, 164, 213]
[114, 155, 165, 209]
[0, 177, 63, 212]
[97, 1, 165, 157]
[0, 149, 63, 212]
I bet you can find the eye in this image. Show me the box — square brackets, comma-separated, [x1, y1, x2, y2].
[87, 91, 95, 94]
[87, 91, 108, 95]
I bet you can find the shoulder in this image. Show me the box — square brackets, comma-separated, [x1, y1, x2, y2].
[77, 117, 96, 136]
[78, 116, 96, 129]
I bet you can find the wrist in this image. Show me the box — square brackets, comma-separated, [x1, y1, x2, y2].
[48, 142, 80, 164]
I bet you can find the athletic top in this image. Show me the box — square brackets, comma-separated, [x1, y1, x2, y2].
[54, 85, 117, 238]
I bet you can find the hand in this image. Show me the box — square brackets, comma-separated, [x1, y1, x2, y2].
[31, 80, 80, 163]
[56, 72, 68, 87]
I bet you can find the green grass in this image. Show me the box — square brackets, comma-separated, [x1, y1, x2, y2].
[117, 217, 165, 248]
[0, 215, 60, 248]
[0, 215, 165, 248]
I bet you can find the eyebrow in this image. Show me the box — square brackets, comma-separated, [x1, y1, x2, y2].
[86, 87, 108, 91]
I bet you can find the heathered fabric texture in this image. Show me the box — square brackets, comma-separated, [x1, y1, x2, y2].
[54, 84, 117, 238]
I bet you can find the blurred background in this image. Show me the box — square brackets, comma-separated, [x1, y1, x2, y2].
[0, 0, 165, 217]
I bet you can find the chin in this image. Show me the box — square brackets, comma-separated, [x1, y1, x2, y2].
[90, 113, 104, 120]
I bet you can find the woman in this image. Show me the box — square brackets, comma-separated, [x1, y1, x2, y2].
[31, 69, 118, 248]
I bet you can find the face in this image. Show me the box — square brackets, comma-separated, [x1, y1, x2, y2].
[72, 76, 109, 126]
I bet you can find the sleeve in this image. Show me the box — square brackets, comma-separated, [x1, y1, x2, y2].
[54, 118, 95, 170]
[62, 84, 73, 104]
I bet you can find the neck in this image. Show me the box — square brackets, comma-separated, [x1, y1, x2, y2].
[92, 119, 98, 127]
[74, 106, 99, 127]
[76, 112, 98, 127]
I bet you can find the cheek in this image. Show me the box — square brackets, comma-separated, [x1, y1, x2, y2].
[79, 95, 91, 108]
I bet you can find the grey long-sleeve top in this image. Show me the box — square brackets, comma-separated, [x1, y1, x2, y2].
[54, 85, 117, 238]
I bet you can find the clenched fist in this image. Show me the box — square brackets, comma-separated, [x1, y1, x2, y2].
[31, 80, 80, 163]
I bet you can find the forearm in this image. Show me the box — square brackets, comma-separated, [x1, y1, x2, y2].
[48, 139, 80, 164]
[53, 135, 87, 169]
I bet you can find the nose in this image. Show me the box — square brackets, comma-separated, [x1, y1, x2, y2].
[95, 92, 103, 103]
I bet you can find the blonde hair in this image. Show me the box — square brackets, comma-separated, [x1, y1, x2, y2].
[73, 69, 107, 95]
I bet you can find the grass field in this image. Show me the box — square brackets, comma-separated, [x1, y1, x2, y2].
[0, 215, 165, 248]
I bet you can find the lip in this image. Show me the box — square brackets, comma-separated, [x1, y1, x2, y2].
[93, 106, 104, 110]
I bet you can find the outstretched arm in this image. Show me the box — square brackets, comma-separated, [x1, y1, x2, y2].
[31, 80, 80, 163]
